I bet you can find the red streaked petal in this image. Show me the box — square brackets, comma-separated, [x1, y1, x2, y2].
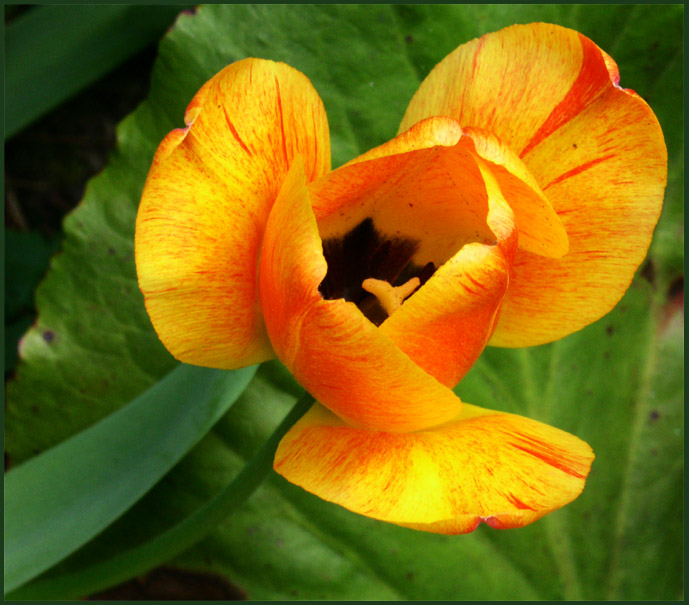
[135, 59, 330, 368]
[460, 127, 568, 258]
[380, 161, 516, 387]
[275, 402, 594, 535]
[491, 52, 666, 346]
[400, 23, 587, 157]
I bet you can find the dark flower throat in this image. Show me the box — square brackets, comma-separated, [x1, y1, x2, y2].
[318, 218, 435, 326]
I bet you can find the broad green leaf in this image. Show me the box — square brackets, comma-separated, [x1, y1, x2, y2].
[6, 4, 682, 601]
[4, 363, 257, 593]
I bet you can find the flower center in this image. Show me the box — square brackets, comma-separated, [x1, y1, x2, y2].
[318, 217, 435, 325]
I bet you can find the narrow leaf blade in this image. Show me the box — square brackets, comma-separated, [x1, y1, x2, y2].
[4, 363, 257, 593]
[7, 389, 313, 601]
[5, 5, 188, 138]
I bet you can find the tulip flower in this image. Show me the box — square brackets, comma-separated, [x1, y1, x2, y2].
[135, 23, 666, 534]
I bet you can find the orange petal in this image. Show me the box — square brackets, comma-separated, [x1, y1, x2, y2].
[311, 117, 566, 267]
[400, 23, 666, 345]
[311, 118, 491, 269]
[275, 403, 594, 535]
[459, 127, 568, 258]
[135, 59, 331, 368]
[258, 159, 463, 432]
[379, 161, 516, 387]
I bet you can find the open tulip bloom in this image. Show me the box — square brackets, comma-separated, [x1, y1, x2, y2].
[135, 23, 666, 534]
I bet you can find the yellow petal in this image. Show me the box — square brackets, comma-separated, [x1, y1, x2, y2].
[135, 59, 331, 368]
[312, 117, 567, 270]
[400, 23, 666, 345]
[258, 159, 463, 432]
[311, 117, 489, 270]
[492, 56, 666, 346]
[400, 23, 590, 157]
[275, 403, 594, 535]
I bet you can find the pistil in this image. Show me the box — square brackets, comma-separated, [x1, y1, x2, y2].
[362, 277, 421, 316]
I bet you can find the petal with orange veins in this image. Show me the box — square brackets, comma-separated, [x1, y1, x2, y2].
[400, 23, 612, 159]
[379, 242, 509, 388]
[311, 117, 491, 270]
[274, 403, 594, 535]
[312, 118, 568, 268]
[491, 56, 666, 346]
[135, 59, 330, 369]
[379, 161, 516, 387]
[399, 23, 666, 345]
[259, 159, 463, 432]
[459, 127, 568, 259]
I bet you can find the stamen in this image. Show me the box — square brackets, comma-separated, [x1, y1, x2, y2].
[361, 276, 421, 316]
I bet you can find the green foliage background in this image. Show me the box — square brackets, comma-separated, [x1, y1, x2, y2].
[5, 4, 683, 600]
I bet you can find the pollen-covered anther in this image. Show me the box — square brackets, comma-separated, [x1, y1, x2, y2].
[362, 276, 421, 317]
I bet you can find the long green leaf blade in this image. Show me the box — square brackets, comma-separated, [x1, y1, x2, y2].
[5, 5, 188, 138]
[7, 391, 314, 601]
[4, 363, 257, 593]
